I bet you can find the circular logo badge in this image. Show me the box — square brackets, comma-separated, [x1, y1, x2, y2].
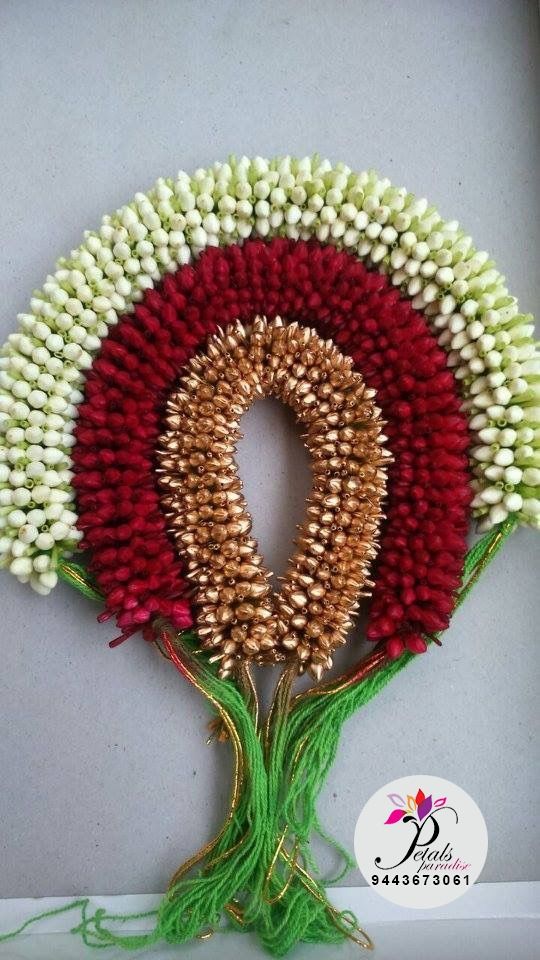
[354, 775, 488, 909]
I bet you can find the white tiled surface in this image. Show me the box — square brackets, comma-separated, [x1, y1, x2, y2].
[0, 885, 538, 959]
[0, 920, 538, 960]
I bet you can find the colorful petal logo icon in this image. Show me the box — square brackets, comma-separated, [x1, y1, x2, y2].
[384, 788, 447, 825]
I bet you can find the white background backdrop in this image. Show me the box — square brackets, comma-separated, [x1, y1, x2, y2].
[0, 0, 538, 940]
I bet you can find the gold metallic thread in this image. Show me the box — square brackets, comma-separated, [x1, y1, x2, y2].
[262, 828, 300, 905]
[161, 629, 246, 891]
[454, 527, 507, 606]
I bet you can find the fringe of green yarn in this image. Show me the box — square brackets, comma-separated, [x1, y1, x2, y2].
[0, 518, 517, 955]
[282, 516, 518, 857]
[150, 640, 359, 956]
[72, 637, 272, 950]
[0, 637, 353, 955]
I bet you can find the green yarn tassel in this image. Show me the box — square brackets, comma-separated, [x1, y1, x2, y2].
[0, 519, 517, 955]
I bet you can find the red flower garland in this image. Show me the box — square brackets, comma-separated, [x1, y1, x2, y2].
[72, 239, 472, 658]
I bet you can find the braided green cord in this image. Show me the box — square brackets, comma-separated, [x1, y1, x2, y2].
[57, 560, 104, 602]
[454, 514, 518, 610]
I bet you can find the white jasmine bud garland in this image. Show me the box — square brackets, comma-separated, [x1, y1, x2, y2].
[0, 156, 538, 595]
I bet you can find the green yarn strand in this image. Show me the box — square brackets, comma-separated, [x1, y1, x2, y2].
[0, 900, 92, 945]
[0, 520, 517, 955]
[57, 559, 104, 602]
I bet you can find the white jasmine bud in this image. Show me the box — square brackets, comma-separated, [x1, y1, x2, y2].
[19, 524, 39, 544]
[503, 492, 523, 512]
[522, 468, 540, 486]
[485, 465, 505, 481]
[472, 445, 493, 462]
[478, 427, 498, 444]
[8, 509, 27, 528]
[35, 531, 54, 550]
[500, 406, 522, 427]
[493, 448, 514, 467]
[498, 428, 517, 447]
[27, 508, 46, 526]
[489, 504, 508, 525]
[44, 503, 64, 521]
[480, 486, 504, 504]
[39, 570, 58, 590]
[12, 488, 31, 507]
[10, 556, 33, 577]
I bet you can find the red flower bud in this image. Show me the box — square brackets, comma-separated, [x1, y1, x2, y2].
[387, 636, 405, 659]
[405, 633, 428, 654]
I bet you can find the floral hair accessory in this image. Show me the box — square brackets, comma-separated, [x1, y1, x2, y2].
[0, 156, 537, 955]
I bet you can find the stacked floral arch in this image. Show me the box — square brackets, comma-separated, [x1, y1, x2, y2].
[0, 156, 537, 954]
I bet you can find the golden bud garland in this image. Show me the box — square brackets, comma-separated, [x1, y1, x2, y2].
[157, 316, 391, 679]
